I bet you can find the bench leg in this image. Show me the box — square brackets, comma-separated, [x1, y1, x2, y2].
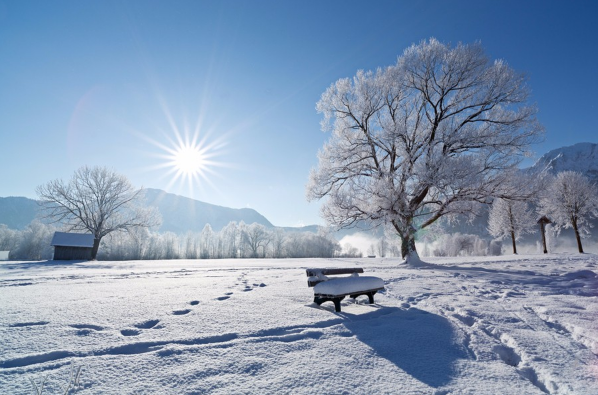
[349, 291, 377, 305]
[333, 298, 342, 312]
[314, 296, 345, 312]
[367, 291, 376, 304]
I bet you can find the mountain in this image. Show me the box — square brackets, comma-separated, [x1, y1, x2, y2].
[0, 197, 40, 230]
[143, 188, 273, 233]
[0, 189, 275, 233]
[441, 142, 598, 243]
[527, 142, 598, 181]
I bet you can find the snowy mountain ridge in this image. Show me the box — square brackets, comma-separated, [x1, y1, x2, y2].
[526, 142, 598, 181]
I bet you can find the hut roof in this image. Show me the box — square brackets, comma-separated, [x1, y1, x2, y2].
[51, 232, 94, 247]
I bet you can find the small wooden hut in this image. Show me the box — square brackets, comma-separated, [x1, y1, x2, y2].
[51, 232, 94, 260]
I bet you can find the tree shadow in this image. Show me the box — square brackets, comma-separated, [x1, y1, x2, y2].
[412, 260, 598, 296]
[341, 307, 469, 388]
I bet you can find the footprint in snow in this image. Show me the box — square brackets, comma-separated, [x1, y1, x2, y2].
[134, 319, 160, 329]
[172, 309, 191, 315]
[216, 296, 230, 301]
[121, 329, 140, 336]
[70, 324, 104, 336]
[70, 324, 104, 331]
[189, 300, 199, 306]
[9, 321, 49, 328]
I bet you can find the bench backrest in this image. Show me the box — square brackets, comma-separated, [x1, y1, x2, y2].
[306, 268, 364, 287]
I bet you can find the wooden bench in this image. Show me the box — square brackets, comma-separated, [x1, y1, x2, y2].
[306, 268, 384, 312]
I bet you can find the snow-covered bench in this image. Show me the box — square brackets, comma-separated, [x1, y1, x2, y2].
[306, 268, 384, 312]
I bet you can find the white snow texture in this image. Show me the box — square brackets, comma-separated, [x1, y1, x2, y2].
[313, 275, 384, 296]
[1, 255, 597, 394]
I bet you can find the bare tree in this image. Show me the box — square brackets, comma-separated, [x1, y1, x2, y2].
[271, 228, 286, 258]
[36, 166, 161, 259]
[221, 221, 240, 258]
[539, 171, 598, 253]
[241, 223, 270, 258]
[307, 38, 542, 263]
[11, 220, 55, 260]
[488, 198, 536, 254]
[0, 224, 18, 252]
[200, 223, 214, 259]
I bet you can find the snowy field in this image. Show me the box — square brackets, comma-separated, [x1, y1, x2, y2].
[1, 255, 597, 394]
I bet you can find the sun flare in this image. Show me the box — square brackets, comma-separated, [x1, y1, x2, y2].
[137, 99, 233, 198]
[172, 144, 206, 176]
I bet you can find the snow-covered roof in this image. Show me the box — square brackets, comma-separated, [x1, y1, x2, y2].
[51, 232, 94, 247]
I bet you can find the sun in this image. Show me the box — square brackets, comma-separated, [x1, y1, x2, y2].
[160, 133, 219, 192]
[172, 144, 206, 176]
[136, 99, 232, 198]
[146, 122, 230, 198]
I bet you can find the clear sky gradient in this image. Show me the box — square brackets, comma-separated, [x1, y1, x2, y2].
[1, 1, 597, 227]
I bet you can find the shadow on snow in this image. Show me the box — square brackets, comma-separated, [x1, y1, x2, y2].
[341, 307, 468, 388]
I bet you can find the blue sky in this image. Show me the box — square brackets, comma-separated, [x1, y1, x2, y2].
[1, 1, 597, 227]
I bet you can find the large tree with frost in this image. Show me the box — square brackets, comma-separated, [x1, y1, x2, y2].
[37, 166, 161, 259]
[539, 171, 598, 253]
[307, 39, 542, 262]
[488, 198, 536, 254]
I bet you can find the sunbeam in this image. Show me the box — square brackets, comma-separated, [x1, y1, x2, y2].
[135, 99, 232, 200]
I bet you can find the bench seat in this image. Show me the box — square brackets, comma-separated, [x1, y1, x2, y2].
[313, 276, 384, 297]
[306, 268, 384, 312]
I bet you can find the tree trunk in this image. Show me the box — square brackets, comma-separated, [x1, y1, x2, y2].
[510, 230, 517, 254]
[91, 238, 101, 260]
[540, 223, 548, 254]
[400, 233, 419, 263]
[571, 217, 584, 253]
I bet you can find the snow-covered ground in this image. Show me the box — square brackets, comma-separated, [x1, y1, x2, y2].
[1, 254, 597, 394]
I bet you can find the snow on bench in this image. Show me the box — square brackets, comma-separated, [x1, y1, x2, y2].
[306, 268, 384, 312]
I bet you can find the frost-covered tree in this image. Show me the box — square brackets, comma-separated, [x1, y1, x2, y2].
[307, 38, 542, 263]
[539, 171, 598, 253]
[184, 231, 200, 259]
[488, 198, 536, 254]
[0, 224, 18, 252]
[11, 220, 55, 260]
[377, 237, 387, 257]
[200, 224, 214, 259]
[37, 166, 161, 259]
[162, 231, 180, 259]
[221, 221, 240, 258]
[241, 223, 270, 258]
[271, 228, 286, 258]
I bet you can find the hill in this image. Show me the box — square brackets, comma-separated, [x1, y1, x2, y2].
[143, 188, 273, 233]
[0, 189, 277, 234]
[0, 197, 40, 230]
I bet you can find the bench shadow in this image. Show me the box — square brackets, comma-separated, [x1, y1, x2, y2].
[341, 307, 469, 388]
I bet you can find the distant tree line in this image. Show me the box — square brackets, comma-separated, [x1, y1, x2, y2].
[0, 220, 344, 261]
[97, 221, 342, 260]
